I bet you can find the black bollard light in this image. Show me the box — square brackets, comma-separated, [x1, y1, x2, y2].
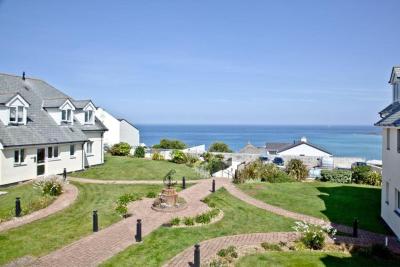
[93, 210, 99, 232]
[63, 168, 67, 181]
[212, 179, 216, 193]
[193, 244, 200, 267]
[135, 219, 142, 242]
[182, 176, 186, 189]
[353, 218, 358, 238]
[15, 197, 21, 217]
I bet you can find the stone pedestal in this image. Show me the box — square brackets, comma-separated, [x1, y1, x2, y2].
[160, 188, 178, 206]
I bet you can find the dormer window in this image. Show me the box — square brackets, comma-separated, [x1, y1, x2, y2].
[85, 110, 93, 123]
[10, 106, 24, 123]
[62, 109, 72, 122]
[394, 83, 400, 103]
[5, 94, 30, 125]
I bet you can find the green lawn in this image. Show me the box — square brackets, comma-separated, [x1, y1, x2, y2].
[102, 188, 295, 267]
[0, 182, 55, 222]
[235, 251, 400, 267]
[0, 182, 162, 265]
[238, 182, 386, 234]
[70, 155, 203, 180]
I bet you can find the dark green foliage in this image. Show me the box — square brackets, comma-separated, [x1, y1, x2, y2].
[201, 153, 228, 175]
[115, 193, 141, 217]
[170, 217, 180, 226]
[217, 246, 238, 258]
[286, 159, 308, 181]
[357, 244, 392, 259]
[34, 177, 63, 196]
[352, 165, 372, 184]
[319, 170, 352, 184]
[183, 217, 194, 226]
[208, 142, 233, 153]
[194, 209, 220, 224]
[133, 146, 145, 158]
[234, 161, 295, 184]
[153, 139, 186, 149]
[110, 142, 132, 156]
[171, 150, 187, 164]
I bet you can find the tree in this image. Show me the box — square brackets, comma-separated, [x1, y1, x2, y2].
[153, 139, 186, 149]
[286, 159, 308, 181]
[133, 146, 145, 158]
[110, 142, 132, 156]
[208, 142, 233, 153]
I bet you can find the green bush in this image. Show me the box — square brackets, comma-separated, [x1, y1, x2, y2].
[115, 193, 140, 217]
[286, 159, 308, 181]
[234, 161, 295, 184]
[352, 165, 372, 184]
[293, 221, 336, 250]
[171, 150, 188, 164]
[33, 176, 64, 196]
[133, 146, 145, 158]
[151, 152, 164, 161]
[185, 154, 199, 167]
[217, 246, 237, 259]
[261, 242, 282, 251]
[208, 142, 233, 153]
[153, 139, 186, 149]
[183, 217, 194, 226]
[195, 213, 212, 224]
[365, 171, 382, 186]
[110, 142, 132, 156]
[170, 217, 180, 226]
[319, 169, 352, 184]
[115, 204, 128, 217]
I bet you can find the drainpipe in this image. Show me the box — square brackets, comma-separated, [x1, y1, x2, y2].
[101, 132, 104, 164]
[82, 143, 85, 169]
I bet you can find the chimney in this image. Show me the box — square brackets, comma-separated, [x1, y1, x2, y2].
[22, 72, 25, 81]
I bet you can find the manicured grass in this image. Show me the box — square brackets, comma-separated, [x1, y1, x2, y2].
[0, 182, 162, 265]
[0, 182, 55, 222]
[238, 182, 387, 234]
[102, 188, 295, 267]
[235, 251, 400, 267]
[70, 155, 203, 180]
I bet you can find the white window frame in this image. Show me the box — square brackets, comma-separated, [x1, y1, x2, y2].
[14, 149, 25, 165]
[9, 106, 24, 124]
[84, 110, 94, 124]
[86, 141, 93, 154]
[61, 109, 72, 123]
[48, 146, 59, 159]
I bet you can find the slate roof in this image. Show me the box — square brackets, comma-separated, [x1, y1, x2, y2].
[265, 143, 291, 152]
[265, 141, 331, 155]
[239, 143, 265, 154]
[0, 73, 107, 147]
[375, 103, 400, 127]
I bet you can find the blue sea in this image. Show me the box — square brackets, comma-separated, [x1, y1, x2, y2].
[138, 125, 382, 160]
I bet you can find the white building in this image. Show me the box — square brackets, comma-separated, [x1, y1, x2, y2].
[0, 73, 107, 185]
[375, 66, 400, 239]
[96, 107, 140, 150]
[265, 137, 332, 157]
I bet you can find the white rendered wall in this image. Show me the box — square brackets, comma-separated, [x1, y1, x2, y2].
[84, 131, 104, 167]
[119, 120, 140, 148]
[96, 108, 121, 147]
[0, 143, 84, 185]
[46, 108, 62, 125]
[0, 106, 9, 124]
[279, 143, 331, 157]
[381, 127, 400, 238]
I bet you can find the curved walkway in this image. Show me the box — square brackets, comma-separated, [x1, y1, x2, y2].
[0, 183, 78, 233]
[165, 232, 300, 267]
[30, 179, 220, 267]
[218, 178, 400, 254]
[69, 177, 201, 184]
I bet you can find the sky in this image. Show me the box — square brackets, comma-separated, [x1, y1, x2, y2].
[0, 0, 397, 125]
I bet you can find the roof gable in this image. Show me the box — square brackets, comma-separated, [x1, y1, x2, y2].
[5, 94, 30, 107]
[59, 99, 76, 110]
[279, 141, 332, 155]
[389, 66, 400, 84]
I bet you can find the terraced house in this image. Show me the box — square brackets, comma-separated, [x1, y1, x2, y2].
[376, 66, 400, 239]
[0, 73, 107, 185]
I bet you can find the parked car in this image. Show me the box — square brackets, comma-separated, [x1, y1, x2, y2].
[351, 161, 367, 168]
[273, 157, 284, 166]
[259, 156, 269, 162]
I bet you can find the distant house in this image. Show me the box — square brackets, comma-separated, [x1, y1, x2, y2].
[96, 107, 140, 150]
[375, 66, 400, 239]
[266, 137, 332, 157]
[239, 142, 265, 154]
[0, 73, 107, 185]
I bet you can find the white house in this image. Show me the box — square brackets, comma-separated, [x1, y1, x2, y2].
[265, 137, 332, 157]
[96, 107, 140, 150]
[375, 66, 400, 239]
[0, 72, 107, 185]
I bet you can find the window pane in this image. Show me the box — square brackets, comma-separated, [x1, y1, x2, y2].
[20, 149, 25, 163]
[54, 146, 59, 158]
[10, 107, 16, 122]
[67, 109, 71, 121]
[14, 150, 19, 163]
[85, 111, 88, 122]
[387, 129, 391, 150]
[89, 111, 93, 121]
[62, 110, 66, 120]
[17, 106, 23, 122]
[48, 147, 53, 158]
[70, 145, 75, 156]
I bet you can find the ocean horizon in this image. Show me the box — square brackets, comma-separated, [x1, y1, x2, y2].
[138, 124, 382, 160]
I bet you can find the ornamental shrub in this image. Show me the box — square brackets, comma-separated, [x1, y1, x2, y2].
[33, 175, 64, 196]
[319, 169, 352, 183]
[352, 165, 372, 184]
[286, 159, 308, 181]
[152, 152, 164, 161]
[170, 217, 180, 226]
[171, 150, 187, 164]
[133, 146, 145, 158]
[153, 139, 186, 149]
[292, 221, 336, 250]
[365, 171, 382, 186]
[234, 161, 295, 184]
[183, 217, 194, 226]
[110, 142, 132, 156]
[208, 142, 233, 153]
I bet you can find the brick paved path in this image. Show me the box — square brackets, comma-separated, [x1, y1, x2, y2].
[31, 179, 220, 267]
[165, 232, 300, 267]
[218, 178, 400, 254]
[69, 177, 201, 185]
[0, 183, 78, 233]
